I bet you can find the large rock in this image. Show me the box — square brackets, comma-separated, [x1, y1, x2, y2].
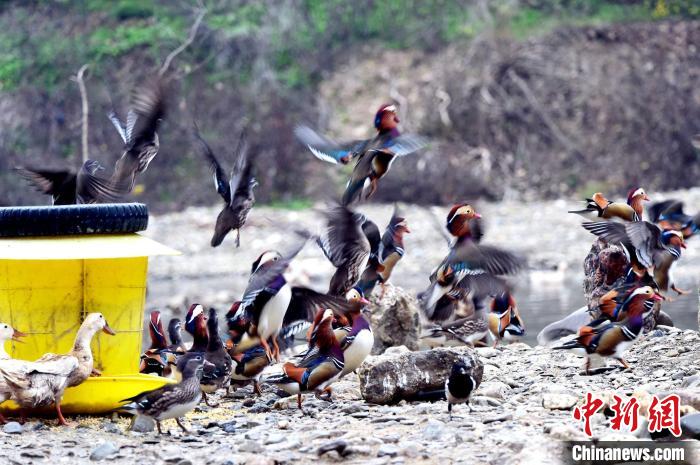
[369, 285, 421, 353]
[358, 345, 482, 404]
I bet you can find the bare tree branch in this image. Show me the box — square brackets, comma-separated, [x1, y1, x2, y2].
[158, 6, 207, 78]
[71, 64, 90, 162]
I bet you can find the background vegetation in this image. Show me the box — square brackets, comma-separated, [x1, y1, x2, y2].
[1, 0, 699, 210]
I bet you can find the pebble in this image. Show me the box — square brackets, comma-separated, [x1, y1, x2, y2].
[90, 442, 119, 461]
[542, 393, 578, 410]
[422, 419, 445, 440]
[377, 444, 399, 457]
[220, 421, 237, 433]
[3, 422, 23, 434]
[239, 440, 263, 454]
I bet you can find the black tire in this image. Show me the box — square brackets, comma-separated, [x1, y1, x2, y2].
[0, 203, 149, 237]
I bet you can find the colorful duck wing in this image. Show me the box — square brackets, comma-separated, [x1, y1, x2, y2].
[381, 134, 428, 156]
[624, 221, 663, 268]
[305, 357, 343, 391]
[448, 242, 525, 276]
[285, 287, 356, 325]
[294, 125, 369, 164]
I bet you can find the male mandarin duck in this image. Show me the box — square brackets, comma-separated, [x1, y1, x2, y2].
[228, 244, 306, 361]
[174, 304, 209, 381]
[167, 318, 187, 354]
[16, 159, 128, 205]
[121, 356, 214, 435]
[228, 345, 269, 395]
[200, 308, 232, 404]
[0, 323, 27, 424]
[649, 199, 700, 240]
[194, 124, 258, 247]
[553, 286, 663, 374]
[418, 231, 525, 322]
[589, 280, 659, 329]
[140, 311, 177, 377]
[445, 360, 480, 419]
[488, 292, 526, 347]
[317, 204, 371, 296]
[261, 309, 344, 410]
[569, 188, 649, 222]
[295, 104, 428, 205]
[358, 206, 410, 297]
[446, 203, 483, 242]
[0, 313, 115, 426]
[109, 78, 165, 193]
[582, 221, 687, 295]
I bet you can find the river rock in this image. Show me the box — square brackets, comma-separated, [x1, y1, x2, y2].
[90, 442, 118, 461]
[369, 285, 421, 353]
[358, 346, 482, 404]
[3, 421, 22, 434]
[681, 413, 700, 439]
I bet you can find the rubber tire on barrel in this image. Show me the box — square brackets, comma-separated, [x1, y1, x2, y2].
[0, 203, 149, 237]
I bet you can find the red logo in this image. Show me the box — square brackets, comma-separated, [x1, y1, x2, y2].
[609, 394, 640, 432]
[573, 392, 604, 437]
[648, 394, 682, 437]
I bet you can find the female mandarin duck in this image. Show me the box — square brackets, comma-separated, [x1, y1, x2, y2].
[488, 292, 526, 347]
[0, 323, 27, 424]
[200, 307, 232, 404]
[167, 318, 187, 354]
[295, 104, 427, 205]
[358, 206, 410, 297]
[194, 124, 257, 247]
[569, 188, 649, 222]
[262, 308, 344, 410]
[553, 286, 663, 374]
[0, 313, 115, 426]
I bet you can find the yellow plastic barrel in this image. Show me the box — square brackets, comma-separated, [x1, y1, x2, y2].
[0, 233, 179, 414]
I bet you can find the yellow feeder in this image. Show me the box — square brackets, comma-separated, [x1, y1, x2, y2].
[0, 233, 180, 414]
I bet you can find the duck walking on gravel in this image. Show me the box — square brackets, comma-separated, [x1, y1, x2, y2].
[0, 322, 27, 424]
[121, 355, 214, 435]
[194, 124, 258, 247]
[552, 286, 663, 374]
[174, 304, 209, 381]
[488, 292, 525, 347]
[262, 309, 344, 410]
[445, 360, 479, 419]
[0, 313, 115, 426]
[295, 104, 427, 205]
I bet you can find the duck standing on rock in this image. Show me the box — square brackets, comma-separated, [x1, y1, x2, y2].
[121, 355, 214, 435]
[569, 188, 649, 222]
[295, 104, 428, 205]
[553, 286, 663, 374]
[445, 359, 479, 419]
[317, 204, 371, 296]
[194, 124, 258, 247]
[0, 323, 27, 424]
[0, 313, 115, 426]
[262, 309, 344, 410]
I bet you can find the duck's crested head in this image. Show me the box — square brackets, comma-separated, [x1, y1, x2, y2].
[627, 187, 649, 204]
[0, 322, 26, 343]
[251, 250, 282, 274]
[345, 287, 370, 307]
[374, 103, 399, 132]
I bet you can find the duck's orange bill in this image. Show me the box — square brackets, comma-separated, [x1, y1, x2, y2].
[652, 293, 664, 301]
[103, 322, 117, 335]
[11, 329, 27, 342]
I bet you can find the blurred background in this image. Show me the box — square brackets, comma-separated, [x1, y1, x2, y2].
[2, 1, 699, 342]
[1, 0, 699, 210]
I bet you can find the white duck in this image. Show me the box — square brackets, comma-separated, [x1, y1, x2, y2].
[0, 313, 115, 425]
[0, 322, 27, 423]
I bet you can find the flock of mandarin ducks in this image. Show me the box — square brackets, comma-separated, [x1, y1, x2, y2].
[1, 77, 698, 432]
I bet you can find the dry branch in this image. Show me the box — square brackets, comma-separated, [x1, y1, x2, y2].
[71, 64, 90, 162]
[158, 6, 207, 78]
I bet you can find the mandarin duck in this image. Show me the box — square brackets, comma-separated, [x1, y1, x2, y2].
[174, 304, 209, 381]
[582, 221, 687, 295]
[0, 323, 27, 424]
[317, 204, 371, 296]
[418, 234, 525, 322]
[446, 203, 483, 241]
[649, 199, 700, 240]
[488, 292, 525, 347]
[140, 311, 177, 377]
[358, 206, 410, 297]
[228, 345, 269, 395]
[261, 309, 344, 410]
[16, 159, 127, 205]
[0, 313, 115, 426]
[167, 318, 187, 354]
[587, 280, 659, 329]
[445, 360, 479, 419]
[295, 104, 427, 205]
[553, 286, 663, 374]
[194, 124, 258, 247]
[421, 314, 489, 348]
[200, 307, 232, 405]
[228, 243, 306, 361]
[569, 188, 649, 222]
[108, 78, 165, 192]
[121, 356, 214, 434]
